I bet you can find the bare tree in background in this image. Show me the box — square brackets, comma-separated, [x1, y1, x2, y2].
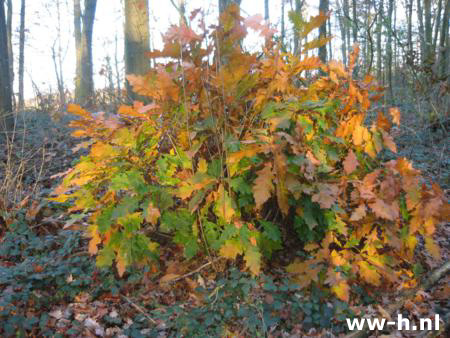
[0, 0, 13, 131]
[52, 0, 66, 109]
[318, 0, 329, 63]
[219, 0, 242, 14]
[18, 0, 26, 110]
[74, 0, 97, 106]
[124, 0, 150, 101]
[386, 0, 393, 101]
[6, 0, 13, 107]
[438, 0, 449, 78]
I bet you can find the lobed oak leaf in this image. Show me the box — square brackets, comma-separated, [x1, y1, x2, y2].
[380, 130, 397, 153]
[244, 249, 261, 275]
[332, 280, 350, 302]
[312, 184, 339, 209]
[369, 199, 399, 221]
[252, 163, 274, 209]
[350, 204, 367, 221]
[89, 231, 102, 255]
[358, 261, 381, 286]
[389, 107, 401, 125]
[219, 240, 243, 260]
[343, 150, 359, 174]
[424, 237, 440, 260]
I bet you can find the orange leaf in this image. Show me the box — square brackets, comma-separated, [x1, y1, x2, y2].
[219, 240, 243, 260]
[343, 150, 359, 174]
[88, 231, 102, 255]
[380, 130, 397, 153]
[332, 280, 350, 302]
[116, 254, 126, 277]
[358, 261, 381, 286]
[146, 202, 161, 225]
[369, 199, 399, 221]
[389, 107, 401, 125]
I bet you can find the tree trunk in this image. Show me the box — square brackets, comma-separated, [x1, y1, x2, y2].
[0, 0, 13, 131]
[124, 0, 150, 101]
[75, 0, 97, 106]
[327, 17, 332, 60]
[352, 0, 357, 45]
[376, 0, 383, 83]
[343, 0, 350, 54]
[281, 0, 285, 50]
[53, 0, 65, 109]
[386, 0, 394, 101]
[438, 0, 449, 78]
[18, 0, 25, 110]
[417, 0, 426, 63]
[264, 0, 269, 21]
[219, 0, 241, 14]
[337, 0, 347, 65]
[318, 0, 329, 63]
[424, 0, 433, 65]
[293, 0, 303, 56]
[433, 0, 442, 52]
[6, 0, 13, 107]
[406, 0, 413, 52]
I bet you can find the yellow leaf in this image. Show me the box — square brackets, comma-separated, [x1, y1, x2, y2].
[159, 273, 181, 284]
[215, 184, 235, 222]
[88, 230, 101, 255]
[219, 240, 243, 260]
[332, 280, 350, 302]
[358, 261, 381, 286]
[197, 158, 208, 173]
[244, 249, 261, 275]
[425, 237, 440, 259]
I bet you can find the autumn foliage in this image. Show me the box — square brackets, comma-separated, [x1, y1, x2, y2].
[53, 6, 448, 302]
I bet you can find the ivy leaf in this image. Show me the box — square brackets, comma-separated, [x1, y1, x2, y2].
[343, 150, 358, 174]
[252, 163, 274, 209]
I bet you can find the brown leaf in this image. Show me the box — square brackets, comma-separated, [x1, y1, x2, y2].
[252, 163, 274, 209]
[343, 150, 359, 174]
[369, 199, 399, 221]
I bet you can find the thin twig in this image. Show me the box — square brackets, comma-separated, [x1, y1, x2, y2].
[121, 294, 157, 325]
[168, 257, 223, 284]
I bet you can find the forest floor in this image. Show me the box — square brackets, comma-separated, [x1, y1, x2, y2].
[0, 106, 449, 337]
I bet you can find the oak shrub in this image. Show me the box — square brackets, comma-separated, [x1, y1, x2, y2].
[53, 6, 447, 302]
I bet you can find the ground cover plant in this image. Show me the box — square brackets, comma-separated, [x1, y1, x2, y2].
[0, 4, 448, 338]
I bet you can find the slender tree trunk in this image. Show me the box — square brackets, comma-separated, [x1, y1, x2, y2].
[264, 0, 269, 21]
[343, 0, 350, 53]
[293, 0, 303, 56]
[424, 0, 433, 65]
[124, 0, 150, 101]
[386, 0, 394, 101]
[406, 0, 413, 52]
[438, 0, 449, 77]
[54, 0, 65, 109]
[433, 0, 442, 52]
[0, 0, 13, 131]
[219, 0, 241, 14]
[328, 17, 332, 60]
[6, 0, 13, 108]
[376, 0, 383, 83]
[337, 0, 347, 65]
[281, 0, 285, 50]
[18, 0, 25, 110]
[318, 0, 329, 63]
[352, 0, 357, 45]
[417, 0, 426, 63]
[114, 33, 121, 99]
[75, 0, 97, 106]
